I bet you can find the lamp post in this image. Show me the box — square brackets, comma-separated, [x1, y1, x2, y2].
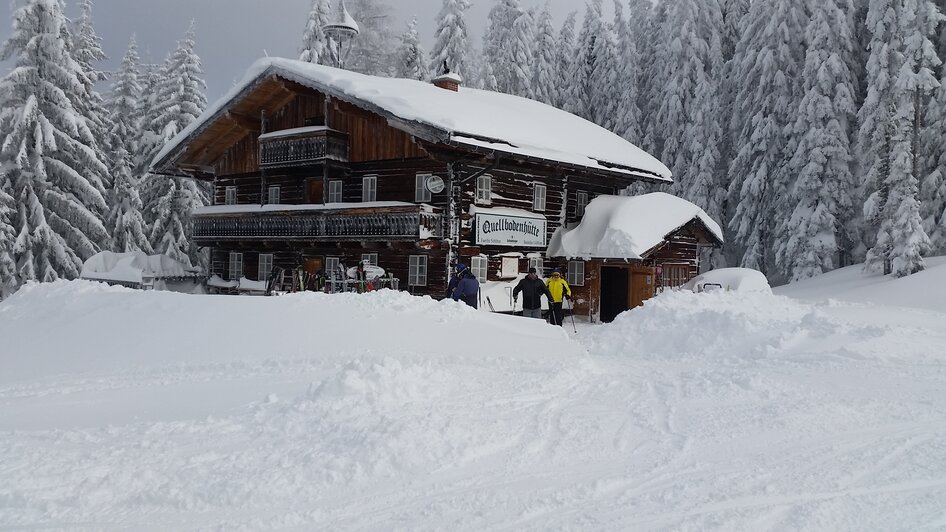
[322, 0, 360, 69]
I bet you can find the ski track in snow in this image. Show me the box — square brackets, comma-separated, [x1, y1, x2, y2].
[0, 281, 945, 530]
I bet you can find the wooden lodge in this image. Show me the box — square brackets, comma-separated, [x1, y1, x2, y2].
[151, 58, 719, 319]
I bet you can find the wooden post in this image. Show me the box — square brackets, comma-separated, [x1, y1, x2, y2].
[260, 109, 268, 206]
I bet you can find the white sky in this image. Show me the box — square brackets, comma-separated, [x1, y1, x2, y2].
[1, 0, 605, 102]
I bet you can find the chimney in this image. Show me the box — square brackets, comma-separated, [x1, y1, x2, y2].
[432, 61, 462, 92]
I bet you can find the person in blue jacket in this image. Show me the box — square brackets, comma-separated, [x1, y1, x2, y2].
[451, 263, 480, 308]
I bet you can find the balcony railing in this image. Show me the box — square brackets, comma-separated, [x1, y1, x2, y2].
[259, 128, 349, 168]
[194, 207, 443, 242]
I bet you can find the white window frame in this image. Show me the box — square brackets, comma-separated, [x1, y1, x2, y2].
[471, 256, 489, 283]
[533, 183, 547, 212]
[409, 255, 428, 286]
[228, 252, 243, 281]
[362, 175, 377, 202]
[325, 256, 341, 277]
[361, 253, 378, 266]
[476, 174, 492, 204]
[576, 191, 589, 217]
[267, 185, 280, 205]
[567, 260, 585, 287]
[327, 180, 343, 203]
[528, 257, 544, 275]
[258, 253, 274, 281]
[415, 173, 432, 203]
[225, 186, 237, 205]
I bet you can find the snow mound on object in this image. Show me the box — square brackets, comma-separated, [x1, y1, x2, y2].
[548, 193, 723, 260]
[80, 250, 198, 284]
[586, 290, 812, 360]
[682, 267, 772, 294]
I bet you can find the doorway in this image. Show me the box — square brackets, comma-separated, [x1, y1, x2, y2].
[600, 266, 630, 323]
[307, 179, 324, 204]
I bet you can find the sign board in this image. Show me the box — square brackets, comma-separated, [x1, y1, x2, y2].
[425, 175, 445, 194]
[475, 213, 547, 248]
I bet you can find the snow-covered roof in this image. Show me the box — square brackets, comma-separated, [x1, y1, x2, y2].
[547, 193, 724, 260]
[80, 251, 201, 285]
[153, 58, 671, 182]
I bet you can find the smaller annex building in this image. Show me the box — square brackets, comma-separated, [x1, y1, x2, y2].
[548, 193, 723, 322]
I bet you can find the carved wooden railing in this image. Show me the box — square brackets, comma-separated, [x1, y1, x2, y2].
[259, 128, 349, 168]
[194, 207, 443, 242]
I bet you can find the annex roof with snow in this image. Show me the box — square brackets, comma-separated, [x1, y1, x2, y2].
[547, 193, 724, 260]
[151, 57, 671, 183]
[80, 251, 202, 288]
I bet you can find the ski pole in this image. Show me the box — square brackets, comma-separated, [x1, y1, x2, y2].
[567, 298, 578, 334]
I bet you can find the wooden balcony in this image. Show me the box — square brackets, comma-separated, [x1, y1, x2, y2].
[193, 204, 443, 243]
[258, 126, 349, 169]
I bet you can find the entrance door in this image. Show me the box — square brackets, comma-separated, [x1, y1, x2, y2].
[600, 266, 630, 323]
[308, 179, 324, 204]
[630, 265, 656, 309]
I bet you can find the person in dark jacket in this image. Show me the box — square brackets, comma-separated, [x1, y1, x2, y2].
[451, 264, 480, 308]
[446, 263, 464, 299]
[513, 267, 553, 319]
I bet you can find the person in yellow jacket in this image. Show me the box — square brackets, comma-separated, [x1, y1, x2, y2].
[545, 268, 571, 326]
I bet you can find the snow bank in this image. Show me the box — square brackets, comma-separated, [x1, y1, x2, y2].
[2, 281, 945, 530]
[775, 256, 946, 313]
[682, 267, 772, 294]
[548, 193, 723, 259]
[154, 58, 671, 181]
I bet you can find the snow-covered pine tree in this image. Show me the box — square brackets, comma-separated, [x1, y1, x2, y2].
[0, 172, 16, 297]
[921, 63, 946, 252]
[552, 11, 577, 109]
[507, 7, 536, 98]
[429, 0, 472, 78]
[727, 0, 807, 274]
[395, 17, 430, 81]
[0, 0, 109, 284]
[569, 0, 608, 122]
[864, 0, 941, 276]
[531, 3, 557, 105]
[718, 0, 748, 60]
[345, 0, 398, 76]
[106, 37, 151, 254]
[478, 55, 499, 91]
[640, 1, 671, 156]
[140, 22, 208, 267]
[300, 0, 332, 64]
[609, 1, 643, 144]
[776, 0, 858, 282]
[71, 0, 112, 191]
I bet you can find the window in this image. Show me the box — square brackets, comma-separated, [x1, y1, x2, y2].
[267, 186, 280, 205]
[476, 174, 492, 204]
[576, 191, 589, 217]
[328, 180, 343, 203]
[415, 173, 432, 202]
[529, 257, 544, 275]
[567, 261, 585, 286]
[533, 183, 547, 211]
[258, 253, 274, 281]
[471, 256, 488, 283]
[409, 255, 428, 286]
[362, 175, 377, 202]
[225, 186, 237, 205]
[228, 252, 243, 281]
[325, 256, 341, 277]
[361, 253, 378, 266]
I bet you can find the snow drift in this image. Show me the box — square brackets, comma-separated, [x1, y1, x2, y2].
[1, 279, 944, 530]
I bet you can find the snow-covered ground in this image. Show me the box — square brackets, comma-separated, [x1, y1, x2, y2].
[1, 262, 945, 530]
